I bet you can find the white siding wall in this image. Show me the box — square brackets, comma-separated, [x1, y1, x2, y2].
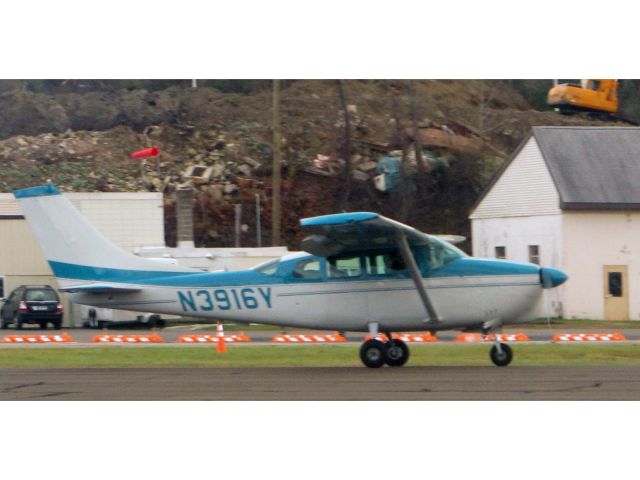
[69, 193, 164, 250]
[470, 137, 561, 219]
[562, 211, 640, 320]
[472, 215, 564, 318]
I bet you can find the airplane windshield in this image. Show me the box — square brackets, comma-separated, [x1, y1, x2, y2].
[426, 236, 466, 270]
[253, 259, 279, 276]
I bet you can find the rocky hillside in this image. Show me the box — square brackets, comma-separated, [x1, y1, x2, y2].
[0, 80, 621, 249]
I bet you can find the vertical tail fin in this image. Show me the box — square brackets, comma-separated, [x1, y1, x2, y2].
[14, 184, 195, 283]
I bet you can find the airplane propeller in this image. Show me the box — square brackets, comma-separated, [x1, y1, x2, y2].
[540, 268, 568, 289]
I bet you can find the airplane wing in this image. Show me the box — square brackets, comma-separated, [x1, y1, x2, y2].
[59, 284, 142, 294]
[300, 212, 431, 257]
[300, 211, 440, 324]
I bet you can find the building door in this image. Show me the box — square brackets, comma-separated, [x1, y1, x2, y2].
[603, 265, 629, 321]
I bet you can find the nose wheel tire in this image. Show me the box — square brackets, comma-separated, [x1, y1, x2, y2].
[360, 339, 387, 368]
[385, 339, 409, 367]
[490, 343, 513, 367]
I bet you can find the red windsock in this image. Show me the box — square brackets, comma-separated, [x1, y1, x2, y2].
[131, 147, 159, 158]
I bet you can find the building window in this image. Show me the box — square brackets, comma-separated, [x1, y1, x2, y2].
[528, 245, 540, 265]
[495, 246, 506, 259]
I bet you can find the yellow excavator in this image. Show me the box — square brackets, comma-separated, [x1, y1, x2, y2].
[548, 79, 618, 116]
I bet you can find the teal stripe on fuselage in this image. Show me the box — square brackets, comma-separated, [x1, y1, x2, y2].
[48, 257, 540, 288]
[48, 260, 280, 287]
[428, 258, 539, 277]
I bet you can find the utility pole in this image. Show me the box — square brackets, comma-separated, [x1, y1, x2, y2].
[271, 79, 282, 246]
[234, 204, 242, 248]
[337, 80, 352, 210]
[408, 80, 426, 174]
[256, 193, 262, 247]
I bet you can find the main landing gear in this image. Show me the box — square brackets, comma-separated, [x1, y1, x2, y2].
[359, 335, 410, 368]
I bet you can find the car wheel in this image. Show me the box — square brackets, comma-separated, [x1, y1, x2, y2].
[14, 315, 23, 330]
[39, 321, 47, 330]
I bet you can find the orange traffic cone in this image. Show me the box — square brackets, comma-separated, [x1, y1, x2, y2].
[216, 322, 227, 353]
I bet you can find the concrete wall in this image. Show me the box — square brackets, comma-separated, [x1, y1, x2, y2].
[562, 211, 640, 320]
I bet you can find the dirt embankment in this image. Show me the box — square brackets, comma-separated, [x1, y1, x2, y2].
[0, 80, 619, 248]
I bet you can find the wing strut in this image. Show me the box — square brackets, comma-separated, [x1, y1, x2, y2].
[396, 231, 440, 324]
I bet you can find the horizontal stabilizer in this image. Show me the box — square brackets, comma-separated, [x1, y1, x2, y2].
[59, 284, 142, 294]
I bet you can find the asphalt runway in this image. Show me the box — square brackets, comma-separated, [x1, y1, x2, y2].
[2, 365, 640, 400]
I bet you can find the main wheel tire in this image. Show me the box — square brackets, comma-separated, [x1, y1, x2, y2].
[14, 315, 23, 330]
[360, 339, 387, 368]
[490, 343, 513, 367]
[385, 339, 410, 367]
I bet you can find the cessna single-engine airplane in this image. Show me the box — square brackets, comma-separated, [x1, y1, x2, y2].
[15, 183, 567, 368]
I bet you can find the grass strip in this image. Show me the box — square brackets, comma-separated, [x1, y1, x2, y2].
[1, 343, 640, 368]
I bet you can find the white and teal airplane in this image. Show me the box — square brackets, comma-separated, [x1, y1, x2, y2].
[15, 182, 567, 368]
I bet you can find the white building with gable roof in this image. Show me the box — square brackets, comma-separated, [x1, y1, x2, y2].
[470, 126, 640, 321]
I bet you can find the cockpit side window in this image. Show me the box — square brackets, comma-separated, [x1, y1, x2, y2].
[365, 252, 407, 276]
[292, 258, 322, 279]
[327, 255, 362, 279]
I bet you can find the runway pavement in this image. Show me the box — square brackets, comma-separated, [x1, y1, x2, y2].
[2, 365, 640, 400]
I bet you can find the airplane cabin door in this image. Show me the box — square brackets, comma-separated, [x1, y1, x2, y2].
[603, 265, 629, 321]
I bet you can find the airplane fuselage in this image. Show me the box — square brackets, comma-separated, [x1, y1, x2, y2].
[62, 253, 549, 332]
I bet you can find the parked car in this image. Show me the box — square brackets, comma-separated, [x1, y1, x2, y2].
[0, 285, 63, 330]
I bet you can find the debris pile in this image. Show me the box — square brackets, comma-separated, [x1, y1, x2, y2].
[0, 124, 266, 198]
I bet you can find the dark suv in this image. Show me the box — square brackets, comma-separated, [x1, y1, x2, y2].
[0, 285, 64, 330]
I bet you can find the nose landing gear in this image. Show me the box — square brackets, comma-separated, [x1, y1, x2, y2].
[489, 342, 513, 367]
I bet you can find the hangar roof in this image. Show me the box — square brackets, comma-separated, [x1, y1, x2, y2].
[533, 126, 640, 210]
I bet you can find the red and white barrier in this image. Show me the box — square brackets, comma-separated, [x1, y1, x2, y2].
[553, 332, 626, 342]
[178, 333, 251, 343]
[272, 333, 345, 343]
[456, 332, 530, 343]
[366, 333, 438, 343]
[1, 333, 74, 343]
[92, 334, 164, 343]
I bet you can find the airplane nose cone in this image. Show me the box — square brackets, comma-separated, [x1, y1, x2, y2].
[540, 268, 568, 288]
